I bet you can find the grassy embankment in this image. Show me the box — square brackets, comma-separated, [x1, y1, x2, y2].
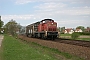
[0, 34, 84, 60]
[60, 34, 90, 41]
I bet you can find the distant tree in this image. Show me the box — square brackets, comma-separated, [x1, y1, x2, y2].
[84, 27, 90, 32]
[17, 23, 22, 33]
[61, 27, 65, 34]
[19, 26, 26, 34]
[87, 27, 90, 28]
[4, 19, 21, 36]
[57, 27, 60, 32]
[76, 26, 85, 31]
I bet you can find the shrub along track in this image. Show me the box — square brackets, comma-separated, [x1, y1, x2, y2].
[18, 35, 90, 60]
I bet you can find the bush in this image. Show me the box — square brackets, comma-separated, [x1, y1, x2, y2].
[71, 32, 80, 40]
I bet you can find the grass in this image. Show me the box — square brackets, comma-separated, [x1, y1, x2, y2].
[60, 34, 90, 41]
[0, 34, 84, 60]
[30, 42, 84, 60]
[31, 42, 73, 59]
[1, 35, 57, 60]
[60, 34, 71, 36]
[77, 38, 90, 41]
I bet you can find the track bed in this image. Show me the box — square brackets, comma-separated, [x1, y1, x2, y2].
[54, 38, 90, 47]
[18, 35, 90, 60]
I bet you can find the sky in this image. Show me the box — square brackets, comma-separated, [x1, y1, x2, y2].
[0, 0, 90, 28]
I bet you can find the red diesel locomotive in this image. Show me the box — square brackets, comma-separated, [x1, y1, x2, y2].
[26, 19, 59, 40]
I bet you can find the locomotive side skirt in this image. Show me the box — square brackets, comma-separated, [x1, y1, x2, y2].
[47, 31, 58, 40]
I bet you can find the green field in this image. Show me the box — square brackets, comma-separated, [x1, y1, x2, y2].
[60, 34, 71, 36]
[77, 38, 90, 41]
[60, 34, 90, 41]
[0, 35, 84, 60]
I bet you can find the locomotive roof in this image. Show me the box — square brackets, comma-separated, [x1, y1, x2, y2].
[27, 21, 40, 27]
[41, 19, 54, 22]
[26, 19, 54, 27]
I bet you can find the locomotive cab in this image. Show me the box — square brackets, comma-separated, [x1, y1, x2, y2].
[38, 19, 58, 40]
[38, 19, 57, 31]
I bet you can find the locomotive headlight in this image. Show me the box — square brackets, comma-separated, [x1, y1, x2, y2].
[52, 23, 53, 24]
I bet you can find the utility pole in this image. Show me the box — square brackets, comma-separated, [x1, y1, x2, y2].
[0, 16, 3, 27]
[0, 16, 1, 21]
[0, 16, 4, 34]
[0, 16, 1, 28]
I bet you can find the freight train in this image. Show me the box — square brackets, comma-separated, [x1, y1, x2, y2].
[26, 19, 59, 40]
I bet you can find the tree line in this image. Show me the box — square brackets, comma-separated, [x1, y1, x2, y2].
[0, 19, 90, 38]
[60, 26, 90, 33]
[0, 19, 22, 37]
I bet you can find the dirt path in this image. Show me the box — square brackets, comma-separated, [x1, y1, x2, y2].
[0, 35, 4, 47]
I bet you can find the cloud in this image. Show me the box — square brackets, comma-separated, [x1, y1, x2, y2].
[1, 0, 90, 28]
[15, 0, 34, 4]
[57, 9, 90, 15]
[2, 15, 34, 20]
[35, 6, 90, 16]
[1, 14, 43, 25]
[57, 20, 90, 28]
[1, 14, 90, 28]
[15, 0, 90, 16]
[35, 2, 67, 10]
[15, 0, 90, 5]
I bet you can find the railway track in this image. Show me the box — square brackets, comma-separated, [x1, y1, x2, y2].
[18, 35, 90, 47]
[54, 38, 90, 47]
